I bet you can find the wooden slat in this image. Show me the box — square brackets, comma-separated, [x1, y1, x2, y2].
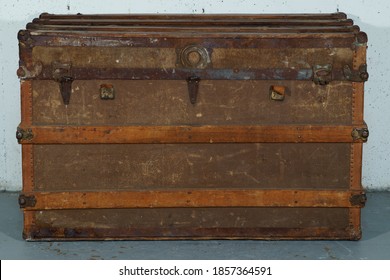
[17, 125, 367, 144]
[32, 18, 354, 27]
[20, 80, 36, 238]
[25, 226, 354, 241]
[38, 12, 348, 20]
[348, 208, 362, 240]
[26, 23, 360, 34]
[351, 143, 364, 190]
[21, 189, 364, 210]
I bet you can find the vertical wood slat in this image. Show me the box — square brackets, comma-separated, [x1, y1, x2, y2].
[348, 33, 368, 238]
[20, 80, 35, 239]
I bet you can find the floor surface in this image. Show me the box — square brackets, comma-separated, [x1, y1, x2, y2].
[0, 192, 389, 260]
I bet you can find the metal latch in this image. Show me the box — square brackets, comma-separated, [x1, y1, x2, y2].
[313, 64, 333, 85]
[52, 61, 74, 105]
[16, 127, 33, 142]
[187, 76, 201, 105]
[18, 194, 36, 208]
[269, 85, 287, 101]
[100, 84, 115, 100]
[350, 193, 367, 207]
[352, 127, 369, 142]
[343, 64, 369, 82]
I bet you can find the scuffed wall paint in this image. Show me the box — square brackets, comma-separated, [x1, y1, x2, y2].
[0, 0, 389, 191]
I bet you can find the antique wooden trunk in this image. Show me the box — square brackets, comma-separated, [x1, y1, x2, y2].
[17, 12, 369, 240]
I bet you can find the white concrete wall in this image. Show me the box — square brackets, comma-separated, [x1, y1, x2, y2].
[1, 0, 389, 191]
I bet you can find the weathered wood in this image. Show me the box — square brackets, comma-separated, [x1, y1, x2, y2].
[17, 125, 367, 144]
[38, 12, 348, 20]
[20, 190, 365, 210]
[26, 24, 360, 34]
[32, 18, 355, 27]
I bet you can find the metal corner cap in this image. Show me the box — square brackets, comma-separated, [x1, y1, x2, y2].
[356, 32, 368, 44]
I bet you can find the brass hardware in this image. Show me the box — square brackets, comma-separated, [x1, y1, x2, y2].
[313, 64, 332, 85]
[52, 61, 74, 105]
[100, 84, 115, 100]
[353, 31, 368, 47]
[269, 85, 286, 101]
[180, 45, 210, 69]
[352, 127, 369, 142]
[16, 127, 33, 142]
[187, 76, 201, 105]
[18, 194, 36, 208]
[343, 64, 369, 82]
[350, 193, 367, 207]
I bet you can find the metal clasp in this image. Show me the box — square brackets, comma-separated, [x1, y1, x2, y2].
[187, 76, 201, 105]
[269, 85, 287, 101]
[343, 64, 369, 82]
[100, 84, 115, 100]
[52, 61, 74, 105]
[313, 64, 333, 85]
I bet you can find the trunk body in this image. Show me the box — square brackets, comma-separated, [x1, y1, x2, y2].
[17, 13, 368, 240]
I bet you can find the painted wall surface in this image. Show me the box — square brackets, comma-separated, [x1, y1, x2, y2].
[0, 0, 389, 191]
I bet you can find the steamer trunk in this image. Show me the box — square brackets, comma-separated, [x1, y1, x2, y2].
[17, 13, 368, 240]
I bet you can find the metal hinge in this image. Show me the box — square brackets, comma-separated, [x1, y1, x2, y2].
[343, 64, 369, 82]
[18, 194, 37, 208]
[352, 127, 369, 142]
[350, 193, 367, 207]
[16, 127, 33, 142]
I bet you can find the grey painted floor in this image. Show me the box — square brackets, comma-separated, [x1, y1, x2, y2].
[0, 192, 389, 260]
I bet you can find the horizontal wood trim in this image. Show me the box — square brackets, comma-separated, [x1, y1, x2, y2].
[17, 125, 367, 144]
[20, 190, 365, 210]
[29, 34, 356, 49]
[27, 24, 359, 33]
[25, 226, 356, 240]
[32, 18, 354, 27]
[38, 12, 348, 20]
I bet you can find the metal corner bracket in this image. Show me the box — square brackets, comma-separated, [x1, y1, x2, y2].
[350, 193, 367, 207]
[18, 194, 37, 208]
[352, 127, 369, 142]
[16, 127, 34, 142]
